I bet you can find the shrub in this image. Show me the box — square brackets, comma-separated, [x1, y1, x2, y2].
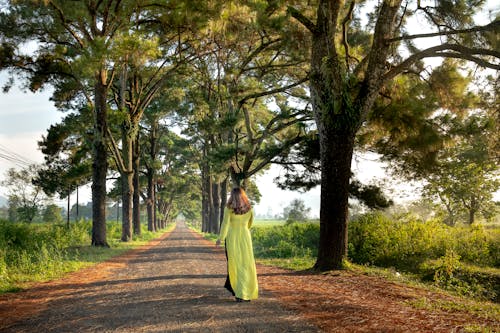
[348, 212, 499, 270]
[252, 223, 319, 259]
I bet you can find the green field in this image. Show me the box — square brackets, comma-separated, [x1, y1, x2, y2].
[253, 219, 286, 227]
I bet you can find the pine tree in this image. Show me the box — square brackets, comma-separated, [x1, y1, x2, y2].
[284, 0, 499, 269]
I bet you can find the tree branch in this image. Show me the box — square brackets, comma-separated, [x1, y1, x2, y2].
[246, 135, 304, 178]
[287, 6, 317, 34]
[48, 1, 86, 48]
[386, 20, 500, 43]
[342, 0, 356, 68]
[105, 127, 127, 173]
[239, 38, 282, 73]
[384, 43, 500, 81]
[238, 76, 309, 107]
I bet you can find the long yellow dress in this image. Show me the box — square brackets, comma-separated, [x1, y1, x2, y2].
[219, 207, 258, 300]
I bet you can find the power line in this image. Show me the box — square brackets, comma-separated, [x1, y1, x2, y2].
[0, 143, 37, 165]
[0, 152, 32, 168]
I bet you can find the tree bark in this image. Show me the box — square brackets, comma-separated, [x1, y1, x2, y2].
[219, 178, 227, 227]
[67, 189, 70, 227]
[146, 168, 155, 231]
[315, 129, 355, 269]
[133, 136, 141, 235]
[211, 180, 220, 234]
[201, 153, 211, 232]
[91, 77, 109, 247]
[121, 120, 134, 242]
[146, 121, 157, 232]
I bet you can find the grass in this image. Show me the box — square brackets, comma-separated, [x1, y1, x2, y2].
[0, 220, 175, 294]
[253, 219, 287, 227]
[406, 296, 499, 332]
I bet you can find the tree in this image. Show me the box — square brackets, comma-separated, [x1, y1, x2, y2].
[42, 204, 63, 223]
[283, 198, 311, 223]
[284, 0, 499, 269]
[0, 0, 147, 245]
[179, 1, 310, 232]
[422, 117, 499, 225]
[1, 166, 47, 222]
[36, 111, 93, 225]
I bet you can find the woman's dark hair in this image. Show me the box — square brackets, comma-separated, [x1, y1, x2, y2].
[227, 187, 252, 215]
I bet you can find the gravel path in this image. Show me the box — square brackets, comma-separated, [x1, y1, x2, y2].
[1, 221, 319, 332]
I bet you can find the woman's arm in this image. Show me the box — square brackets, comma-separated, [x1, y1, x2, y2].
[216, 207, 230, 245]
[248, 209, 254, 229]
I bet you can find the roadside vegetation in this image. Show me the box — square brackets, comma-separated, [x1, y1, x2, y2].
[192, 209, 499, 326]
[250, 213, 499, 302]
[0, 219, 174, 294]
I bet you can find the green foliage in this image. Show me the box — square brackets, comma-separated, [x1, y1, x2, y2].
[283, 198, 311, 224]
[245, 212, 500, 301]
[0, 219, 171, 293]
[348, 212, 500, 301]
[42, 204, 64, 223]
[348, 212, 499, 268]
[251, 223, 319, 260]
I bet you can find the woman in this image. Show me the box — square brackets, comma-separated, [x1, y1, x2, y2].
[216, 187, 258, 302]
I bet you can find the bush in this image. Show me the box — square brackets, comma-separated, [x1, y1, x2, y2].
[348, 212, 499, 270]
[348, 212, 500, 301]
[252, 223, 319, 259]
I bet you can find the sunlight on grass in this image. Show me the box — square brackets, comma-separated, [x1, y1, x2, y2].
[253, 219, 286, 227]
[256, 257, 315, 271]
[406, 297, 500, 326]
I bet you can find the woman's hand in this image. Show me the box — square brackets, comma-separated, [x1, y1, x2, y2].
[215, 239, 221, 247]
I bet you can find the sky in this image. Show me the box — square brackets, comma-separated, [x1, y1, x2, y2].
[0, 2, 497, 217]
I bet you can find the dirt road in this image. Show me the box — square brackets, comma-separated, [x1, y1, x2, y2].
[0, 221, 318, 332]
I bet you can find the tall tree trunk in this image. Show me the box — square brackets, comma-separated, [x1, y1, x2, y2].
[211, 180, 220, 234]
[76, 186, 79, 220]
[220, 178, 227, 227]
[308, 1, 356, 269]
[121, 121, 134, 242]
[315, 129, 355, 269]
[201, 156, 211, 232]
[133, 136, 141, 235]
[91, 77, 109, 247]
[67, 189, 70, 227]
[147, 121, 157, 232]
[155, 194, 160, 231]
[147, 168, 155, 231]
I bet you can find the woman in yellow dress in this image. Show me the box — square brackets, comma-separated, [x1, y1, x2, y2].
[216, 187, 258, 302]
